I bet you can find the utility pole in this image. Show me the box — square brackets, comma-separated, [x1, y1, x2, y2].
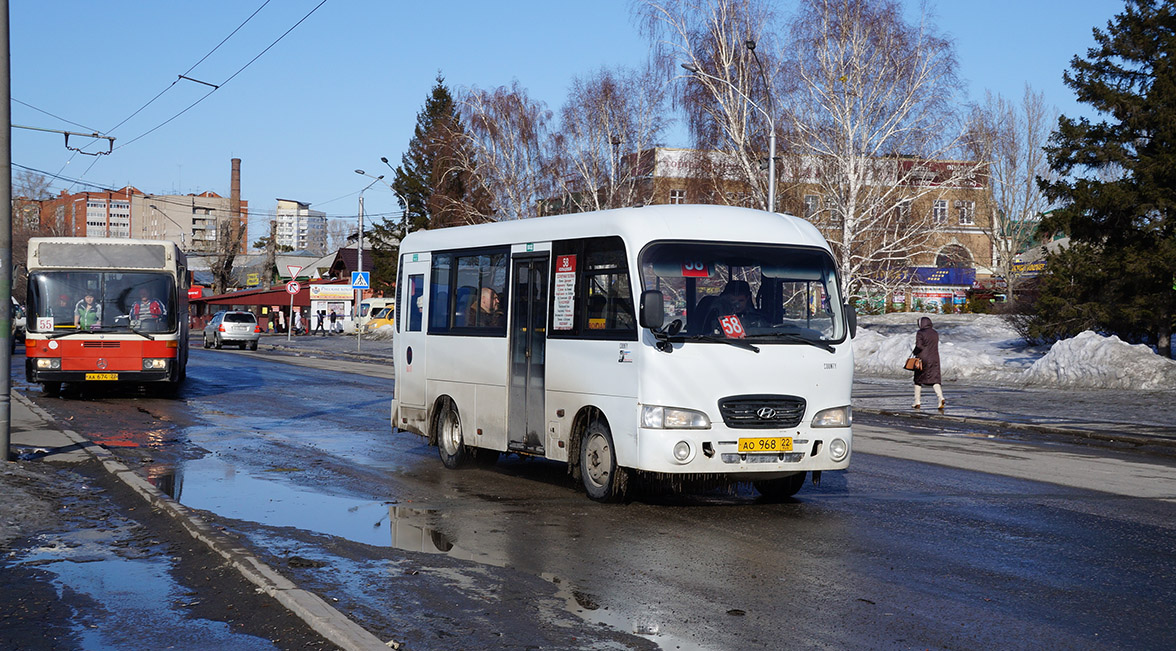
[1, 0, 12, 460]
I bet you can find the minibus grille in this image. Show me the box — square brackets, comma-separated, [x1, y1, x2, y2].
[718, 395, 806, 429]
[82, 342, 121, 348]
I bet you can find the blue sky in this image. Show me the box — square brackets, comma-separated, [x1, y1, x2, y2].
[11, 0, 1120, 244]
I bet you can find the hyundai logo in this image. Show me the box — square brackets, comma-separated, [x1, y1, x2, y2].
[756, 407, 777, 419]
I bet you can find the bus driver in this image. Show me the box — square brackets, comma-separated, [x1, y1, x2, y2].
[130, 287, 167, 326]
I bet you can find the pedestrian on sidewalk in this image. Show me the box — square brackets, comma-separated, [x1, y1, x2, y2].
[328, 309, 338, 335]
[314, 309, 327, 336]
[293, 309, 303, 335]
[912, 315, 945, 410]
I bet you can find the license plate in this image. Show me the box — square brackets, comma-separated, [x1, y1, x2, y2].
[737, 437, 793, 453]
[85, 373, 119, 381]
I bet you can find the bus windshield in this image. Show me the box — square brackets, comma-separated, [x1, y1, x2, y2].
[28, 271, 178, 334]
[641, 242, 846, 342]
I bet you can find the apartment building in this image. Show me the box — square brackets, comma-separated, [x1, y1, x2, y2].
[275, 199, 327, 253]
[33, 187, 249, 255]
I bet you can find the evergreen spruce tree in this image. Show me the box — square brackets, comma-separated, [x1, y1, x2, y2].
[366, 74, 485, 295]
[390, 73, 476, 231]
[1040, 0, 1176, 357]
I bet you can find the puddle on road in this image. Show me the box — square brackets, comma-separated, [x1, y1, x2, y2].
[152, 455, 705, 649]
[16, 535, 282, 651]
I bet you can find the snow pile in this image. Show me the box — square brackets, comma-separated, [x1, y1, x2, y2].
[853, 312, 1176, 390]
[1023, 331, 1176, 390]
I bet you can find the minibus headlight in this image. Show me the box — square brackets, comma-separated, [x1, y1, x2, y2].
[829, 437, 849, 461]
[641, 405, 711, 429]
[811, 406, 851, 428]
[143, 358, 169, 370]
[36, 358, 61, 370]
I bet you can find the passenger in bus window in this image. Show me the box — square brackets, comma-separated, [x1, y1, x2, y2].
[50, 293, 72, 320]
[74, 292, 102, 329]
[469, 287, 504, 327]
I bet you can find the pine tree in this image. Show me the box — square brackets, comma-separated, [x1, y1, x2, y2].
[1040, 0, 1176, 357]
[390, 73, 476, 231]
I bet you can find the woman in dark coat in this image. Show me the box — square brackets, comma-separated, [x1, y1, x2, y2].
[912, 316, 945, 409]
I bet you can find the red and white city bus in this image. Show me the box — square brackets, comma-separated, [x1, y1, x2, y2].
[24, 237, 190, 395]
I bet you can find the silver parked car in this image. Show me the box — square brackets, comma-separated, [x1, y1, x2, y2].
[202, 310, 260, 350]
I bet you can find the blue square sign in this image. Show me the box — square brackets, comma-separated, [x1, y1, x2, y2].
[351, 272, 370, 289]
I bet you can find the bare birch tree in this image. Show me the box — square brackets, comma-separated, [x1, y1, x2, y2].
[447, 81, 553, 221]
[636, 0, 782, 209]
[964, 86, 1056, 301]
[550, 65, 669, 212]
[781, 0, 978, 300]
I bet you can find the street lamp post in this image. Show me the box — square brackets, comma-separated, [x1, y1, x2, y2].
[681, 55, 777, 213]
[353, 171, 384, 352]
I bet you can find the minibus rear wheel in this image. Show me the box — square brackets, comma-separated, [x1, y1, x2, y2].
[580, 419, 629, 502]
[437, 399, 469, 469]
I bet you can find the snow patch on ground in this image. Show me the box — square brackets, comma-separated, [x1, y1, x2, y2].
[854, 312, 1176, 390]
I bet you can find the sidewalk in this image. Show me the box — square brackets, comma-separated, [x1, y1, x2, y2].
[254, 331, 1176, 449]
[852, 376, 1176, 449]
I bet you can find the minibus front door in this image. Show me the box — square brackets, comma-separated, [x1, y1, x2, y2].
[508, 255, 547, 454]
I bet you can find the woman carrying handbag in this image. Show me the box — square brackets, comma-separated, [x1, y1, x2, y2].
[910, 316, 945, 410]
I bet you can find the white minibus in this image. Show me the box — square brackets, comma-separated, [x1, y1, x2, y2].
[391, 205, 856, 502]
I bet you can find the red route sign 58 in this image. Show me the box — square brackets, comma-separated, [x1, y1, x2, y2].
[286, 281, 301, 295]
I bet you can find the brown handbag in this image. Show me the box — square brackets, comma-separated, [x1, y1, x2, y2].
[904, 345, 922, 371]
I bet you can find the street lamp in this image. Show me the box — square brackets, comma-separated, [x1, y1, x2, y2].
[681, 55, 777, 213]
[378, 157, 410, 236]
[353, 170, 384, 352]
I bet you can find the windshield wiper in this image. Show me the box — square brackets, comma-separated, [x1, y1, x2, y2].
[752, 332, 835, 353]
[127, 329, 156, 340]
[681, 334, 760, 353]
[46, 329, 91, 340]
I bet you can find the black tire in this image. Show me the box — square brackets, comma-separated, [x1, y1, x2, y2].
[202, 334, 210, 349]
[248, 340, 258, 351]
[214, 335, 223, 350]
[42, 382, 61, 397]
[754, 473, 807, 501]
[436, 400, 469, 469]
[580, 419, 629, 502]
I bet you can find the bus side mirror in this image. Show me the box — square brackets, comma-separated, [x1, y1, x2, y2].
[844, 302, 857, 338]
[639, 290, 665, 330]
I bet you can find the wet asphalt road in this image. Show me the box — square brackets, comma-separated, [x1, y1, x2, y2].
[16, 346, 1176, 650]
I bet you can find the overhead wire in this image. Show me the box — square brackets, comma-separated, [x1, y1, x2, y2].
[113, 0, 328, 152]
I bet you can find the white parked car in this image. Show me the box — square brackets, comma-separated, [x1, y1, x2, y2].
[202, 310, 261, 350]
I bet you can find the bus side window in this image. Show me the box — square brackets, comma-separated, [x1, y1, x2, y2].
[407, 274, 424, 332]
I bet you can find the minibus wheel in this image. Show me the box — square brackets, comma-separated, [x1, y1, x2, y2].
[580, 420, 628, 502]
[437, 400, 469, 469]
[42, 382, 61, 397]
[754, 473, 806, 501]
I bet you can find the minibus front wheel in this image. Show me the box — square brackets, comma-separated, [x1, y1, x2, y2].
[436, 399, 469, 469]
[754, 473, 806, 501]
[580, 419, 629, 503]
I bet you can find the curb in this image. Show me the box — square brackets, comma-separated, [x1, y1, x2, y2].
[854, 406, 1176, 449]
[13, 391, 392, 651]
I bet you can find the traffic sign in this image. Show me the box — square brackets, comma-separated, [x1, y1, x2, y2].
[286, 281, 300, 295]
[287, 265, 303, 279]
[351, 272, 370, 289]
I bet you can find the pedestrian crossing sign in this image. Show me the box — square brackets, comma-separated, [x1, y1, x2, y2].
[351, 272, 370, 289]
